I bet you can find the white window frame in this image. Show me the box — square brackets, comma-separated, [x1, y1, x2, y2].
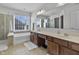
[13, 15, 29, 32]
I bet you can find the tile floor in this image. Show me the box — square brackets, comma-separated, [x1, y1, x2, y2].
[0, 41, 48, 55]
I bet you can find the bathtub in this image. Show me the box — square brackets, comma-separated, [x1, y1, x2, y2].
[13, 32, 30, 45]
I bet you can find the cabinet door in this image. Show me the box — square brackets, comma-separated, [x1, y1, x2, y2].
[48, 40, 59, 55]
[69, 42, 79, 52]
[33, 33, 38, 45]
[60, 46, 78, 55]
[30, 32, 34, 42]
[53, 38, 68, 47]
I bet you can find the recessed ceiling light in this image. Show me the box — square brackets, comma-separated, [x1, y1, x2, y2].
[57, 3, 66, 7]
[24, 8, 26, 11]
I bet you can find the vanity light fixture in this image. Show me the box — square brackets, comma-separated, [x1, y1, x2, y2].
[37, 9, 45, 15]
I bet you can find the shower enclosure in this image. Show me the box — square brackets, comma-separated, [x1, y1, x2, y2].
[0, 14, 12, 41]
[0, 14, 5, 40]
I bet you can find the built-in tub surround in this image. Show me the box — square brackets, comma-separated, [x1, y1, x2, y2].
[7, 32, 14, 47]
[7, 32, 30, 46]
[14, 32, 30, 45]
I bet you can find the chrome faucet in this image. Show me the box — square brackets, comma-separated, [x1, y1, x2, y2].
[57, 30, 61, 34]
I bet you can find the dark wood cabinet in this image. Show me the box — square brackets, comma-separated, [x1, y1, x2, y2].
[47, 36, 79, 55]
[48, 40, 59, 55]
[53, 38, 68, 47]
[33, 33, 38, 45]
[69, 42, 79, 52]
[30, 32, 38, 45]
[37, 34, 46, 47]
[30, 32, 46, 47]
[60, 46, 78, 55]
[38, 37, 45, 47]
[30, 32, 79, 55]
[47, 36, 54, 42]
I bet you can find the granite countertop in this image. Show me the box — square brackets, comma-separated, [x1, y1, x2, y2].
[31, 30, 79, 44]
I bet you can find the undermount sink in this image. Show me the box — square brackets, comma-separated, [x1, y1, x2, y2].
[56, 30, 69, 37]
[64, 33, 69, 37]
[56, 32, 69, 38]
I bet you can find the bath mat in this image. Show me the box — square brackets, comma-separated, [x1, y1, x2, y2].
[0, 44, 8, 51]
[24, 42, 38, 50]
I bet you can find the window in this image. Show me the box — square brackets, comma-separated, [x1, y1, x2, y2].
[54, 17, 59, 28]
[14, 15, 30, 31]
[41, 19, 44, 28]
[61, 15, 64, 29]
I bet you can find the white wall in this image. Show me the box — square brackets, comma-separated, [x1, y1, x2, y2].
[49, 4, 79, 29]
[64, 4, 79, 29]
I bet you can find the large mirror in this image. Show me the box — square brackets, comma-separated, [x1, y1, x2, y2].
[34, 14, 64, 29]
[35, 15, 50, 28]
[48, 15, 64, 29]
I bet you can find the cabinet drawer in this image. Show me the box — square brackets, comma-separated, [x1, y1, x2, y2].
[31, 32, 34, 35]
[69, 42, 79, 52]
[53, 37, 68, 47]
[38, 34, 46, 39]
[47, 36, 54, 42]
[60, 46, 78, 55]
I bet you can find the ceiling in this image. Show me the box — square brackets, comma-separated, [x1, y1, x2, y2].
[0, 3, 44, 12]
[0, 3, 67, 15]
[0, 3, 58, 12]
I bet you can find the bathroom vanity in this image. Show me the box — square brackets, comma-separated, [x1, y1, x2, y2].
[30, 31, 79, 55]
